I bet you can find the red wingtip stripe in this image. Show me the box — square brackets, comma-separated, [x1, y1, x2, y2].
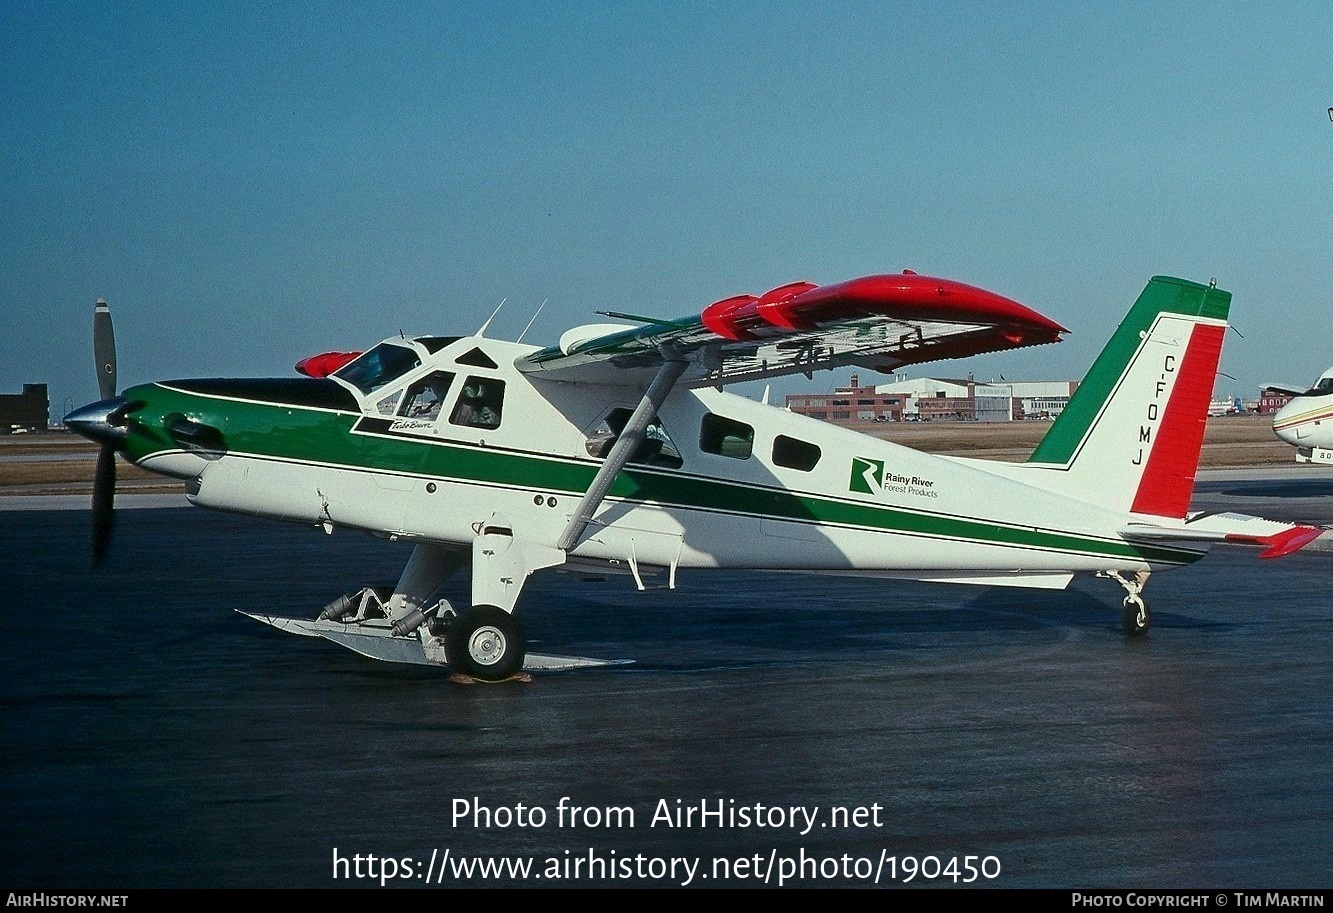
[296, 351, 361, 378]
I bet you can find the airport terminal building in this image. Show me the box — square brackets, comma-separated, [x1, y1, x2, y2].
[0, 384, 48, 433]
[786, 374, 1078, 427]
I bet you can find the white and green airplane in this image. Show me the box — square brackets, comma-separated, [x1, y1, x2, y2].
[66, 273, 1325, 680]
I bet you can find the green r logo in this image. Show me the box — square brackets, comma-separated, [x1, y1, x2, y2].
[849, 457, 884, 494]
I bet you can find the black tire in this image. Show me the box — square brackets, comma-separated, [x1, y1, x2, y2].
[447, 605, 525, 681]
[1122, 595, 1150, 637]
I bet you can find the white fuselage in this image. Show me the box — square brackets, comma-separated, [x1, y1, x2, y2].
[1273, 368, 1333, 463]
[137, 334, 1191, 588]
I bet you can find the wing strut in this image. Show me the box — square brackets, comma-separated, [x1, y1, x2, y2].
[557, 351, 688, 552]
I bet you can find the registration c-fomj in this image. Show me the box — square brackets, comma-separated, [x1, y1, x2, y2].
[450, 797, 878, 838]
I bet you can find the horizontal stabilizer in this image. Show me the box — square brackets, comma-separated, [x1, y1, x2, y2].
[1119, 513, 1328, 559]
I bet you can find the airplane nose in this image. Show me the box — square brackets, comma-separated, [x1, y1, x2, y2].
[66, 397, 130, 446]
[1272, 403, 1302, 445]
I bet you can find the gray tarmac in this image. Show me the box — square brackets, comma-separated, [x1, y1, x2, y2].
[2, 468, 1331, 889]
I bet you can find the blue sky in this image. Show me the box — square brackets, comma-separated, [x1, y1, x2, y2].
[3, 1, 1330, 415]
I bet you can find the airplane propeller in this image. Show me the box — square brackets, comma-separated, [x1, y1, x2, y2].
[94, 297, 116, 400]
[92, 434, 116, 567]
[66, 300, 128, 568]
[92, 299, 116, 566]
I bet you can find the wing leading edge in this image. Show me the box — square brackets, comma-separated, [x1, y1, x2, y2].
[514, 272, 1067, 387]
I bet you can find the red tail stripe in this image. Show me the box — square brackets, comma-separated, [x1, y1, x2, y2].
[1129, 323, 1226, 518]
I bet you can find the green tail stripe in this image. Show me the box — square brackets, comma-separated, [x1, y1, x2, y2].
[1027, 276, 1231, 466]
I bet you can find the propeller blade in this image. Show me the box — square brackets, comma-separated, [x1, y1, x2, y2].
[94, 299, 117, 401]
[92, 443, 116, 568]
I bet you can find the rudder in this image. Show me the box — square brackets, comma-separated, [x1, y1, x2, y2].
[1025, 277, 1230, 519]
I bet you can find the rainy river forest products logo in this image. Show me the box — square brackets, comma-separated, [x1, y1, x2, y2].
[849, 457, 938, 499]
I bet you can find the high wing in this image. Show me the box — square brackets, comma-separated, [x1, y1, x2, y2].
[1260, 381, 1311, 397]
[514, 272, 1067, 387]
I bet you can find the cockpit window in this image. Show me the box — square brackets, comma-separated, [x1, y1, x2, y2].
[584, 408, 684, 469]
[398, 371, 456, 421]
[1312, 376, 1333, 394]
[449, 376, 505, 429]
[375, 391, 402, 416]
[334, 343, 422, 395]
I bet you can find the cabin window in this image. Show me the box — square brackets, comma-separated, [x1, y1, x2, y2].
[449, 376, 505, 429]
[584, 408, 683, 468]
[772, 435, 821, 471]
[397, 371, 456, 422]
[335, 343, 421, 395]
[700, 413, 753, 460]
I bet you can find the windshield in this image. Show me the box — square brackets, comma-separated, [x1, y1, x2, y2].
[333, 343, 421, 395]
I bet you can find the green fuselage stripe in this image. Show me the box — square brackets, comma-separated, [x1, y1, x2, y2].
[124, 383, 1200, 566]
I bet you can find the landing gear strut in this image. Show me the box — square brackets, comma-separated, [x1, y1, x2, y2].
[1104, 570, 1151, 636]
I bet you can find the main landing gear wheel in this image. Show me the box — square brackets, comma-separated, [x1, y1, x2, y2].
[1105, 570, 1151, 638]
[447, 605, 525, 681]
[1122, 595, 1150, 637]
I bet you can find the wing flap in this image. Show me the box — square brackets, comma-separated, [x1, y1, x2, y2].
[516, 272, 1066, 387]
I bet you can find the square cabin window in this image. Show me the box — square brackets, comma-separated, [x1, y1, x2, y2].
[585, 407, 684, 469]
[449, 376, 505, 429]
[700, 413, 753, 460]
[772, 435, 821, 471]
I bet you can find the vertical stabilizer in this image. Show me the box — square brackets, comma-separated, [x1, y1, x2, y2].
[1026, 277, 1230, 519]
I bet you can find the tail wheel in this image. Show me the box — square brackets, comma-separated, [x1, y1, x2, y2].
[1122, 595, 1150, 636]
[447, 605, 525, 681]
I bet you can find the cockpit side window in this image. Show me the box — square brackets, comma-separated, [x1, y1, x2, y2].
[334, 343, 422, 395]
[398, 371, 456, 422]
[449, 376, 505, 429]
[584, 407, 684, 468]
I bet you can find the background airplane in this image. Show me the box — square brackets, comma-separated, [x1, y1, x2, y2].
[66, 273, 1326, 680]
[1268, 367, 1333, 464]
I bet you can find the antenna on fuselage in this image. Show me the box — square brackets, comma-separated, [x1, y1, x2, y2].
[760, 384, 771, 405]
[516, 299, 549, 343]
[475, 298, 506, 338]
